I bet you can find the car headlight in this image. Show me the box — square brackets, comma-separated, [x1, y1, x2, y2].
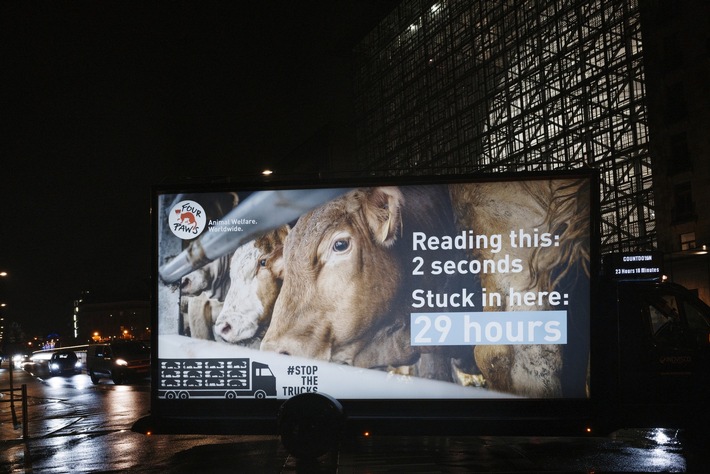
[75, 361, 82, 368]
[115, 358, 128, 367]
[51, 363, 59, 370]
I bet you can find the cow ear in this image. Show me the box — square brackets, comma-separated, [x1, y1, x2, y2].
[269, 247, 285, 280]
[364, 187, 404, 247]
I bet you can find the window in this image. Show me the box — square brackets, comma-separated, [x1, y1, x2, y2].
[648, 294, 681, 345]
[663, 34, 683, 71]
[680, 232, 696, 251]
[668, 133, 692, 175]
[672, 182, 695, 222]
[665, 83, 688, 123]
[683, 299, 710, 333]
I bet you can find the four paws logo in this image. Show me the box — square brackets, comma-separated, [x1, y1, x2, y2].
[169, 200, 207, 239]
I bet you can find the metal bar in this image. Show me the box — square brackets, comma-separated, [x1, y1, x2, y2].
[22, 384, 28, 438]
[159, 188, 351, 283]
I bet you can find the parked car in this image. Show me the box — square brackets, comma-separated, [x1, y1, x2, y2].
[49, 350, 82, 376]
[87, 341, 150, 385]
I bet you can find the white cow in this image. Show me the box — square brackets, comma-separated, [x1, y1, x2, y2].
[213, 226, 289, 348]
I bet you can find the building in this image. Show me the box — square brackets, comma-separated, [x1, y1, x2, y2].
[74, 292, 150, 344]
[348, 0, 709, 303]
[639, 1, 710, 303]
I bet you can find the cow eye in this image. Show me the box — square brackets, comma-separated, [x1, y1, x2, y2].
[259, 258, 267, 267]
[333, 239, 350, 253]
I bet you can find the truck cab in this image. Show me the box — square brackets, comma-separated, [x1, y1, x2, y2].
[599, 253, 710, 429]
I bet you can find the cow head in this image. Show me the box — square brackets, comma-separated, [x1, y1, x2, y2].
[260, 187, 420, 367]
[213, 226, 289, 347]
[180, 254, 232, 302]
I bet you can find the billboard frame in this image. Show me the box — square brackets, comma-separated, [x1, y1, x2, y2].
[138, 168, 604, 437]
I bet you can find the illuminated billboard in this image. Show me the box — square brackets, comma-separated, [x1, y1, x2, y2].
[154, 172, 593, 403]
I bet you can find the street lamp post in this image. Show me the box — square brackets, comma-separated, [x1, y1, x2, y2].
[1, 271, 7, 361]
[0, 271, 13, 421]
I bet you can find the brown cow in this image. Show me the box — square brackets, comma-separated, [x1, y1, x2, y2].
[449, 178, 590, 397]
[260, 186, 475, 382]
[179, 253, 232, 340]
[181, 293, 224, 340]
[213, 226, 289, 348]
[180, 253, 232, 302]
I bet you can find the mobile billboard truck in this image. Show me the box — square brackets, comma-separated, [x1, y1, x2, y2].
[132, 170, 709, 457]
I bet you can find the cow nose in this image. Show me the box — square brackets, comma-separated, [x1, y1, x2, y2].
[279, 350, 291, 356]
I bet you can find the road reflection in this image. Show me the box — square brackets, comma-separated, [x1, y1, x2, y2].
[43, 374, 94, 391]
[1, 366, 708, 472]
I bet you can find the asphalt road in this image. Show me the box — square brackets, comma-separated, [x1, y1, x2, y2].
[2, 360, 709, 473]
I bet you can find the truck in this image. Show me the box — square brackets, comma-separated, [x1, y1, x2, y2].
[133, 169, 710, 457]
[596, 251, 710, 430]
[158, 358, 276, 400]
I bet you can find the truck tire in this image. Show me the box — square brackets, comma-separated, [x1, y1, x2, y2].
[278, 392, 345, 459]
[254, 390, 266, 399]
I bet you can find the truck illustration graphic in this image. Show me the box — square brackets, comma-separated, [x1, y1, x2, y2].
[158, 358, 276, 399]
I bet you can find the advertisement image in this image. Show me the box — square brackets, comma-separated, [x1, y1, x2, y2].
[155, 174, 592, 402]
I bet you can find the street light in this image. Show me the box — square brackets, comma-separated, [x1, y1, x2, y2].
[1, 272, 7, 350]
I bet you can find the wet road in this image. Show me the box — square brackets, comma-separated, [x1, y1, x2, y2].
[1, 362, 708, 472]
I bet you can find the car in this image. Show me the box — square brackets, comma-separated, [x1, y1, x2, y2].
[87, 341, 150, 385]
[12, 353, 30, 369]
[49, 350, 82, 376]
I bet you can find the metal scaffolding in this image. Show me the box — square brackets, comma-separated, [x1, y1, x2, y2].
[353, 0, 655, 254]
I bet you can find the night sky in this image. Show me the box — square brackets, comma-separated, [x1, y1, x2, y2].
[0, 1, 400, 338]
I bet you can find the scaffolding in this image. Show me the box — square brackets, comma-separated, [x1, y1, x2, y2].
[353, 0, 655, 254]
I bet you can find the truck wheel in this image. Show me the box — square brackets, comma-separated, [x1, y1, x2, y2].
[254, 390, 267, 400]
[226, 391, 237, 399]
[278, 392, 345, 459]
[90, 371, 100, 385]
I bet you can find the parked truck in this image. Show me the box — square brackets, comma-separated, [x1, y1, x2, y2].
[133, 169, 710, 457]
[596, 251, 710, 430]
[159, 358, 276, 400]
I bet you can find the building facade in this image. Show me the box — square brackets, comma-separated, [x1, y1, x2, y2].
[75, 299, 150, 344]
[640, 0, 710, 303]
[353, 0, 653, 254]
[350, 0, 709, 302]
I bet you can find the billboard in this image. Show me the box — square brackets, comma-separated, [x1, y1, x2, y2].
[153, 172, 594, 406]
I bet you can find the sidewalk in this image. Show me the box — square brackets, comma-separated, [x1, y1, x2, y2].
[0, 363, 46, 442]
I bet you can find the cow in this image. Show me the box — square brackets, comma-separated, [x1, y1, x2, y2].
[213, 226, 290, 349]
[260, 186, 475, 382]
[177, 192, 240, 340]
[449, 178, 590, 397]
[179, 253, 232, 340]
[181, 253, 232, 301]
[181, 292, 224, 340]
